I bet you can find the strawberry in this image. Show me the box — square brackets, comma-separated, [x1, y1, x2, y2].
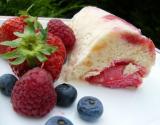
[0, 16, 66, 81]
[11, 61, 37, 77]
[43, 34, 66, 80]
[0, 26, 7, 53]
[12, 35, 66, 80]
[47, 19, 76, 53]
[11, 67, 57, 117]
[86, 61, 146, 88]
[0, 26, 3, 41]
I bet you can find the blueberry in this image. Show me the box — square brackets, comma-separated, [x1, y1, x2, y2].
[55, 83, 77, 107]
[77, 96, 103, 122]
[0, 74, 17, 96]
[45, 116, 73, 125]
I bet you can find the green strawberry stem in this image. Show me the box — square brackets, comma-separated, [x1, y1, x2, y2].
[26, 56, 38, 68]
[0, 15, 57, 67]
[18, 4, 35, 16]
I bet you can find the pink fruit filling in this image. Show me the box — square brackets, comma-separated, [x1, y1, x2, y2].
[121, 33, 155, 56]
[104, 15, 139, 31]
[85, 61, 147, 88]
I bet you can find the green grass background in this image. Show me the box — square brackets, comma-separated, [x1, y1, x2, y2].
[0, 0, 159, 48]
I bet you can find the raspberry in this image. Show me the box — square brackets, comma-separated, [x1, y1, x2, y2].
[11, 67, 57, 117]
[47, 19, 76, 52]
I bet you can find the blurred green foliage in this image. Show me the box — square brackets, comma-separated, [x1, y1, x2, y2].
[0, 0, 159, 48]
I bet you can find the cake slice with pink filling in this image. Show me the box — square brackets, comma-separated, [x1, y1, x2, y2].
[64, 6, 155, 88]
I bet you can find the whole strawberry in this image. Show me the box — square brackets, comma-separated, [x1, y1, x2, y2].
[0, 17, 66, 81]
[11, 67, 57, 117]
[12, 35, 66, 80]
[47, 19, 76, 52]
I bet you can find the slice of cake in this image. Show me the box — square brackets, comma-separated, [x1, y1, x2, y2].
[64, 6, 155, 88]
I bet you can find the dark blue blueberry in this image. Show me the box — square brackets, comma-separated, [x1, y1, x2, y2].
[77, 96, 103, 122]
[0, 74, 17, 96]
[55, 83, 77, 107]
[45, 116, 73, 125]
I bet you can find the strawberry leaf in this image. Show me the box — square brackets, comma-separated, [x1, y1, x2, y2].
[41, 49, 52, 55]
[41, 28, 48, 41]
[14, 32, 26, 38]
[10, 56, 26, 65]
[0, 39, 21, 47]
[24, 25, 35, 35]
[18, 4, 35, 17]
[36, 32, 45, 43]
[38, 26, 47, 42]
[0, 50, 19, 59]
[34, 20, 43, 30]
[41, 46, 57, 55]
[46, 45, 57, 53]
[36, 53, 48, 62]
[25, 16, 37, 24]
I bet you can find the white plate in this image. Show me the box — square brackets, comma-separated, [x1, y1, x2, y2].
[0, 17, 160, 125]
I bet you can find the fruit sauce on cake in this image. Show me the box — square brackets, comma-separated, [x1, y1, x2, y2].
[64, 6, 155, 88]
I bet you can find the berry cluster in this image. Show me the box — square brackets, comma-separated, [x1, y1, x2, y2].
[0, 14, 75, 117]
[0, 14, 103, 124]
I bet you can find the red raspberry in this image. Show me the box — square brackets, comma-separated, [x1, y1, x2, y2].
[47, 19, 76, 52]
[11, 67, 57, 117]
